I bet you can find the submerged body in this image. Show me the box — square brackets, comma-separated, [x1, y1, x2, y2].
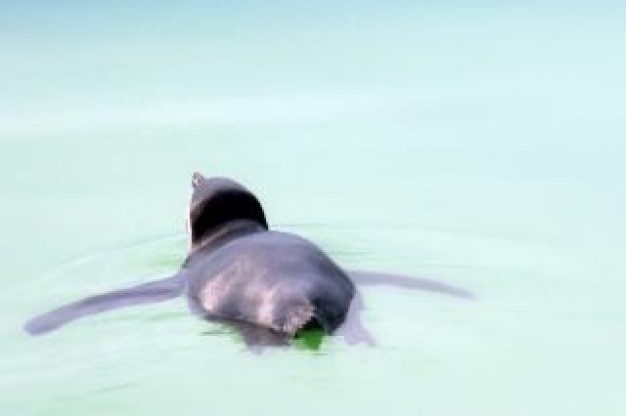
[184, 221, 354, 334]
[24, 173, 472, 345]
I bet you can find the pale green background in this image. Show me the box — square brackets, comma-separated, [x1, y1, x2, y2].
[1, 1, 625, 415]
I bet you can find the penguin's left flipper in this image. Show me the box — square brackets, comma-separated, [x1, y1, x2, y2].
[24, 273, 185, 335]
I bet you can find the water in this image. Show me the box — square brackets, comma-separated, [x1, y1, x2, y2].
[1, 2, 625, 415]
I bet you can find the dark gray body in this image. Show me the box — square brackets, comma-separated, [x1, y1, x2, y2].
[24, 173, 473, 348]
[185, 226, 354, 334]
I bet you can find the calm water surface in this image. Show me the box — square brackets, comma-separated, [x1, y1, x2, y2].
[1, 2, 625, 415]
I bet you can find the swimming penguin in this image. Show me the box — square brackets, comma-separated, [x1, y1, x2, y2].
[25, 173, 473, 344]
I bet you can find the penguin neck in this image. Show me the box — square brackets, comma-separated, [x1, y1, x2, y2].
[189, 219, 265, 254]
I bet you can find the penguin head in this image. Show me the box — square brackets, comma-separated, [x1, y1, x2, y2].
[187, 173, 268, 247]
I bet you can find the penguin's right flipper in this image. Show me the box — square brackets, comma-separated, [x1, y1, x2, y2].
[24, 273, 185, 335]
[348, 270, 475, 300]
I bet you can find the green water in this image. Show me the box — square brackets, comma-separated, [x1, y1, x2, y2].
[1, 2, 625, 415]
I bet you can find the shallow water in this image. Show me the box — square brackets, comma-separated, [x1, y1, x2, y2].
[1, 2, 625, 415]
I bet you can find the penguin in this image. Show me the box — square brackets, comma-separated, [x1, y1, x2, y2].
[25, 173, 473, 346]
